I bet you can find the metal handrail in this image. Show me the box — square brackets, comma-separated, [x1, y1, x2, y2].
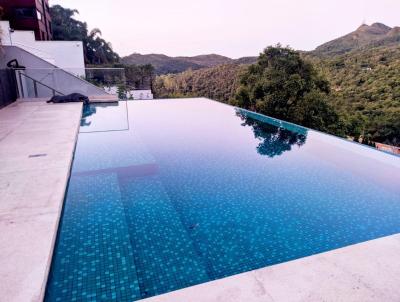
[17, 70, 64, 97]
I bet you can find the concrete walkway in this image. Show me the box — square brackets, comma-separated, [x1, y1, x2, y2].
[0, 101, 82, 302]
[141, 234, 400, 302]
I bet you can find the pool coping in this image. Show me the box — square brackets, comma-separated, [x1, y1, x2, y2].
[140, 233, 400, 302]
[0, 100, 82, 302]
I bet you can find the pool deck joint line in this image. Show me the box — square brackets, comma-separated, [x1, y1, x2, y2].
[0, 101, 82, 302]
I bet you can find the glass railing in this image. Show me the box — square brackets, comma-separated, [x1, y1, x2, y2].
[9, 68, 154, 100]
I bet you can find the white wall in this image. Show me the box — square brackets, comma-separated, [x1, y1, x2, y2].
[129, 90, 153, 100]
[104, 86, 154, 100]
[0, 21, 85, 76]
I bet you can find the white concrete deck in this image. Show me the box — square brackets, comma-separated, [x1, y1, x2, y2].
[142, 234, 400, 302]
[0, 101, 82, 302]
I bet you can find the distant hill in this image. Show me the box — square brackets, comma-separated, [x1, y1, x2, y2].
[312, 23, 400, 56]
[121, 53, 256, 74]
[234, 56, 257, 65]
[123, 23, 400, 74]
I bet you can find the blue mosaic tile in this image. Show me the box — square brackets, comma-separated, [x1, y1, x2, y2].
[119, 177, 209, 298]
[72, 131, 155, 174]
[45, 173, 141, 302]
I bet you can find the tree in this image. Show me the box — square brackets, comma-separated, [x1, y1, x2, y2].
[125, 64, 155, 90]
[234, 45, 344, 135]
[50, 5, 119, 65]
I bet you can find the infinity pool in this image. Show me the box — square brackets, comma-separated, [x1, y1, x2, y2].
[45, 98, 400, 301]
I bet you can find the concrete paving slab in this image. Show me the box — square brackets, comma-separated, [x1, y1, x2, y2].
[141, 234, 400, 302]
[0, 101, 82, 302]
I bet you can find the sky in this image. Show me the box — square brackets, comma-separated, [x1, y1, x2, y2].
[51, 0, 400, 58]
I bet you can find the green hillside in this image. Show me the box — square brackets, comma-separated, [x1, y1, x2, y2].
[313, 23, 400, 57]
[154, 64, 245, 101]
[122, 53, 256, 74]
[308, 45, 400, 145]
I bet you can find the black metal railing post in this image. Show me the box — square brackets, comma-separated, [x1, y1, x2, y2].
[17, 70, 24, 98]
[18, 72, 64, 97]
[33, 80, 38, 97]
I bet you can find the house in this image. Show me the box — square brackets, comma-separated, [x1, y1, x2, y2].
[103, 86, 154, 100]
[0, 20, 85, 76]
[375, 142, 400, 155]
[0, 0, 52, 41]
[0, 20, 113, 106]
[128, 89, 153, 100]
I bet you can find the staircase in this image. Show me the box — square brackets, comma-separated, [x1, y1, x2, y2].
[3, 46, 116, 100]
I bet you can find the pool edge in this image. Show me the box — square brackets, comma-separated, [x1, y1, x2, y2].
[140, 233, 400, 302]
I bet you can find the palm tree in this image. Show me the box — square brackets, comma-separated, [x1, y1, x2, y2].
[50, 5, 119, 65]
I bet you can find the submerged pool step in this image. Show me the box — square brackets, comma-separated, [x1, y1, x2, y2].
[119, 176, 210, 299]
[45, 173, 142, 302]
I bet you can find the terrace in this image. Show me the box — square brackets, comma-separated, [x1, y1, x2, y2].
[0, 96, 399, 302]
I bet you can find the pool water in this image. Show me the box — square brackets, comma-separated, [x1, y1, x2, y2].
[45, 99, 400, 301]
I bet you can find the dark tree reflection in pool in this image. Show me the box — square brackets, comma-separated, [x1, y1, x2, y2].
[236, 109, 308, 157]
[81, 104, 97, 126]
[80, 102, 129, 132]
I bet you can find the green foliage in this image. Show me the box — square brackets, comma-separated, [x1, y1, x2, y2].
[86, 63, 154, 96]
[124, 64, 155, 90]
[50, 5, 119, 65]
[234, 46, 343, 135]
[306, 45, 400, 146]
[153, 64, 245, 101]
[117, 84, 127, 100]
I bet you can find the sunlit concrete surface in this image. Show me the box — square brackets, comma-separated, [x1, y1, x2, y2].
[141, 234, 400, 302]
[0, 101, 82, 302]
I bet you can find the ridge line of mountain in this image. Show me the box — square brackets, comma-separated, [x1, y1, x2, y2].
[121, 22, 400, 74]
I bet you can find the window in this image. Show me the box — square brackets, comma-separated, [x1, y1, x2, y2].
[14, 8, 36, 19]
[36, 10, 42, 20]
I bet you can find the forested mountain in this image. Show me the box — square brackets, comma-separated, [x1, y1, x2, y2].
[153, 23, 400, 146]
[122, 53, 254, 74]
[313, 23, 400, 57]
[307, 45, 400, 146]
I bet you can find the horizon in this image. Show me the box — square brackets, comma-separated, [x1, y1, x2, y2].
[51, 0, 400, 58]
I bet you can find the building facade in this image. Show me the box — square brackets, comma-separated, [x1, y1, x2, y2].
[0, 0, 52, 41]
